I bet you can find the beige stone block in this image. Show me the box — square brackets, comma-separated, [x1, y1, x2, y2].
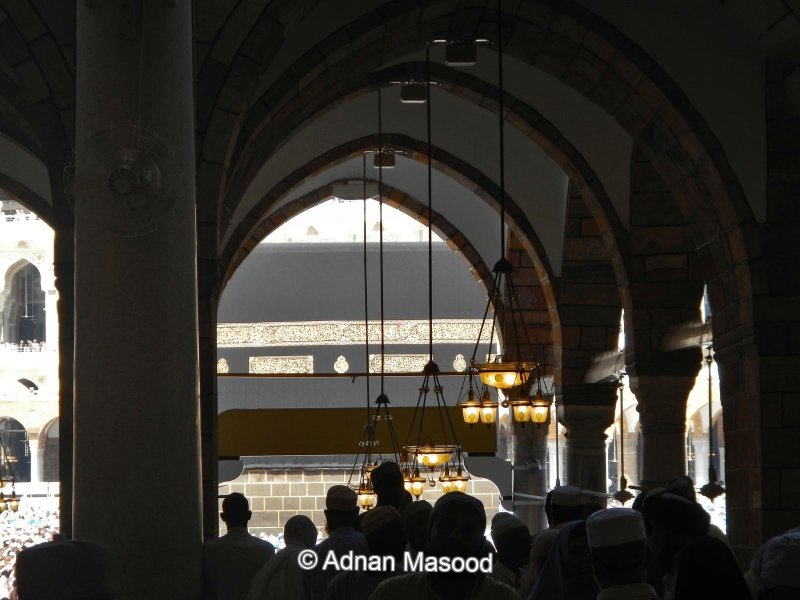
[250, 510, 279, 528]
[246, 483, 271, 497]
[307, 482, 325, 496]
[284, 496, 300, 510]
[264, 497, 283, 511]
[310, 511, 325, 527]
[301, 497, 316, 510]
[250, 497, 265, 511]
[304, 469, 323, 482]
[286, 469, 304, 482]
[290, 483, 308, 497]
[269, 470, 287, 483]
[322, 470, 346, 484]
[248, 471, 267, 483]
[272, 483, 290, 496]
[229, 483, 246, 494]
[472, 479, 499, 494]
[279, 510, 300, 526]
[315, 497, 328, 510]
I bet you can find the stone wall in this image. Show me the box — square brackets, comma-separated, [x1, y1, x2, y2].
[218, 468, 502, 539]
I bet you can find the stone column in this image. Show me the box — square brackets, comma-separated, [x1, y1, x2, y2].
[44, 289, 58, 351]
[74, 2, 201, 599]
[693, 437, 709, 486]
[558, 383, 617, 498]
[631, 373, 697, 489]
[510, 417, 549, 533]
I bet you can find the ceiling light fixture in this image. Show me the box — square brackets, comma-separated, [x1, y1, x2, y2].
[349, 89, 401, 510]
[400, 81, 427, 104]
[402, 47, 468, 497]
[461, 0, 547, 427]
[700, 346, 725, 501]
[612, 372, 634, 504]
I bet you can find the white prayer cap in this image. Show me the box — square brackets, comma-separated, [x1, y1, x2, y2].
[491, 515, 527, 539]
[551, 485, 582, 507]
[586, 508, 646, 548]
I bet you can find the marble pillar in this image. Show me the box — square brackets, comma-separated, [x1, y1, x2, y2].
[631, 374, 697, 489]
[74, 2, 202, 598]
[558, 383, 617, 499]
[510, 416, 549, 533]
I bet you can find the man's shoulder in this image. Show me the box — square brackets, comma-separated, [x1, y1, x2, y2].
[369, 572, 427, 596]
[204, 533, 275, 554]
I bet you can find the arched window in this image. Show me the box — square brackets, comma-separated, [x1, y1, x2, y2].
[607, 427, 618, 494]
[38, 418, 59, 482]
[0, 417, 31, 482]
[3, 261, 46, 344]
[711, 413, 725, 482]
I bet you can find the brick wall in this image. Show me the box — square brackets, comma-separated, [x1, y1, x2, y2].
[218, 468, 502, 539]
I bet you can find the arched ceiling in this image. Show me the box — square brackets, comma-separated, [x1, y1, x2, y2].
[0, 0, 791, 278]
[232, 84, 570, 274]
[216, 0, 775, 293]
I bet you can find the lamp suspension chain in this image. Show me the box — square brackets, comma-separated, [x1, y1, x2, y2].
[378, 88, 386, 392]
[619, 377, 624, 485]
[362, 153, 370, 417]
[497, 0, 505, 259]
[426, 45, 433, 361]
[699, 345, 724, 501]
[707, 346, 714, 477]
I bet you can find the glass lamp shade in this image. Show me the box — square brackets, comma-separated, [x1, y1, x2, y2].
[473, 360, 536, 390]
[460, 389, 481, 425]
[480, 406, 497, 425]
[479, 389, 498, 424]
[439, 468, 454, 494]
[462, 406, 479, 424]
[420, 452, 450, 468]
[452, 479, 468, 493]
[405, 444, 458, 470]
[357, 489, 377, 510]
[531, 405, 548, 424]
[510, 400, 532, 423]
[481, 389, 498, 425]
[530, 388, 550, 424]
[402, 465, 412, 492]
[410, 469, 426, 499]
[451, 469, 470, 493]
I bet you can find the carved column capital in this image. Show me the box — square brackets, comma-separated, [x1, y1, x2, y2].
[557, 382, 618, 440]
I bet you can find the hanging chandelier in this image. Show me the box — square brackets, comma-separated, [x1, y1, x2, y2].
[400, 47, 468, 498]
[612, 372, 634, 504]
[699, 345, 725, 501]
[459, 0, 548, 427]
[348, 98, 401, 510]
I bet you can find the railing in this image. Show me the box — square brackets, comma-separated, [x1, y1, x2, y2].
[0, 343, 47, 352]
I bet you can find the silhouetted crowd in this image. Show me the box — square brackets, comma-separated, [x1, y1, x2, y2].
[0, 504, 60, 600]
[7, 464, 800, 599]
